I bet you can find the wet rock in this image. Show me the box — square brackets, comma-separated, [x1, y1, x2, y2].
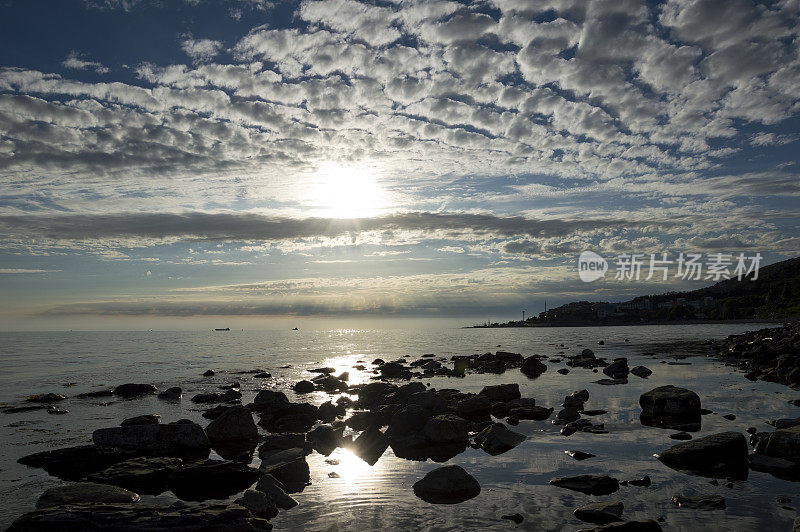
[203, 369, 215, 376]
[259, 448, 311, 493]
[77, 389, 114, 398]
[768, 417, 800, 430]
[748, 454, 800, 480]
[121, 414, 161, 427]
[18, 445, 138, 481]
[581, 409, 607, 416]
[313, 375, 348, 393]
[549, 474, 619, 495]
[35, 482, 140, 509]
[565, 450, 595, 460]
[630, 366, 652, 378]
[557, 368, 570, 375]
[317, 401, 339, 423]
[457, 395, 493, 421]
[351, 426, 389, 465]
[501, 513, 524, 524]
[92, 420, 211, 458]
[258, 402, 319, 433]
[307, 424, 341, 456]
[509, 406, 553, 421]
[9, 503, 268, 531]
[474, 423, 525, 455]
[755, 424, 800, 462]
[594, 378, 628, 385]
[235, 489, 278, 519]
[27, 393, 66, 403]
[557, 407, 582, 422]
[202, 404, 231, 420]
[292, 380, 314, 394]
[640, 385, 701, 417]
[520, 356, 547, 378]
[479, 383, 520, 402]
[258, 433, 310, 459]
[423, 415, 468, 443]
[380, 362, 407, 378]
[412, 465, 481, 504]
[655, 431, 748, 479]
[3, 405, 46, 413]
[603, 358, 629, 379]
[87, 456, 183, 494]
[253, 372, 272, 378]
[157, 387, 182, 400]
[671, 494, 726, 510]
[722, 414, 736, 421]
[669, 432, 692, 440]
[206, 405, 258, 447]
[168, 459, 261, 501]
[346, 411, 380, 431]
[46, 405, 69, 415]
[578, 520, 663, 531]
[574, 501, 623, 524]
[252, 390, 290, 411]
[115, 383, 157, 399]
[620, 475, 651, 487]
[256, 474, 298, 510]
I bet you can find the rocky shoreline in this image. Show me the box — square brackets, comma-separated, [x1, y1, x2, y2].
[3, 328, 800, 531]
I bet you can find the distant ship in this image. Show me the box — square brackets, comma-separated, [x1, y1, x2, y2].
[214, 328, 230, 331]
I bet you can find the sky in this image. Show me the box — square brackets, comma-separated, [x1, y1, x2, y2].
[0, 0, 799, 330]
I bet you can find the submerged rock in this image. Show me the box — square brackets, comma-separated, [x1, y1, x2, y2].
[549, 474, 619, 495]
[574, 501, 623, 524]
[35, 482, 140, 509]
[655, 431, 748, 479]
[168, 459, 261, 501]
[18, 445, 138, 481]
[26, 393, 67, 403]
[87, 456, 183, 494]
[114, 383, 157, 399]
[121, 414, 161, 427]
[8, 503, 267, 531]
[671, 494, 726, 510]
[157, 387, 182, 400]
[412, 465, 481, 504]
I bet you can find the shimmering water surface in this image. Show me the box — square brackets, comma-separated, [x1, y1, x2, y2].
[1, 324, 798, 531]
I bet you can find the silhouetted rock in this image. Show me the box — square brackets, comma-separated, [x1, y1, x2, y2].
[35, 482, 140, 509]
[206, 406, 258, 445]
[26, 393, 66, 403]
[412, 465, 480, 504]
[565, 450, 595, 460]
[87, 456, 182, 494]
[351, 426, 389, 465]
[672, 494, 725, 510]
[114, 383, 157, 399]
[630, 366, 652, 378]
[168, 459, 260, 501]
[92, 419, 210, 458]
[157, 387, 182, 400]
[479, 384, 520, 402]
[574, 501, 623, 524]
[256, 474, 298, 510]
[655, 431, 748, 479]
[474, 423, 525, 455]
[520, 356, 547, 378]
[259, 448, 310, 493]
[603, 358, 629, 379]
[293, 380, 315, 394]
[121, 414, 160, 427]
[307, 424, 341, 456]
[550, 474, 619, 495]
[18, 445, 138, 481]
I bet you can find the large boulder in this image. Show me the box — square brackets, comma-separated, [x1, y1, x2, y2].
[456, 395, 492, 421]
[639, 386, 701, 417]
[235, 489, 277, 519]
[256, 474, 298, 510]
[8, 503, 268, 531]
[412, 465, 481, 504]
[306, 424, 341, 456]
[205, 406, 259, 445]
[258, 402, 318, 433]
[479, 384, 520, 402]
[167, 459, 261, 501]
[474, 423, 525, 455]
[92, 420, 211, 458]
[18, 445, 137, 481]
[351, 427, 389, 465]
[549, 475, 619, 495]
[258, 433, 310, 459]
[293, 380, 315, 394]
[422, 415, 468, 443]
[251, 390, 290, 411]
[87, 456, 183, 495]
[756, 424, 800, 463]
[655, 431, 748, 479]
[603, 358, 629, 379]
[35, 482, 139, 509]
[114, 383, 157, 399]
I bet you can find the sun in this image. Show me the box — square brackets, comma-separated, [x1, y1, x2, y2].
[308, 163, 389, 218]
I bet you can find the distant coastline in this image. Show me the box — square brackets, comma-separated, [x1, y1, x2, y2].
[468, 318, 788, 328]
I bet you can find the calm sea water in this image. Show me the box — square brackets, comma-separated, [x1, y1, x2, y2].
[1, 324, 798, 531]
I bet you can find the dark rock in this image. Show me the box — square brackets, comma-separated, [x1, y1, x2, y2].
[620, 475, 651, 487]
[202, 405, 231, 420]
[412, 465, 481, 504]
[594, 378, 628, 385]
[87, 456, 183, 494]
[671, 494, 725, 510]
[474, 423, 525, 455]
[479, 383, 520, 402]
[26, 393, 66, 403]
[630, 366, 652, 378]
[722, 414, 736, 420]
[574, 501, 623, 524]
[157, 387, 182, 400]
[520, 356, 547, 378]
[168, 459, 261, 501]
[655, 431, 749, 479]
[549, 474, 619, 495]
[121, 414, 160, 427]
[252, 390, 290, 411]
[749, 454, 800, 480]
[92, 420, 211, 458]
[258, 402, 318, 433]
[206, 405, 258, 446]
[3, 405, 46, 413]
[77, 389, 114, 398]
[581, 409, 607, 416]
[259, 448, 310, 493]
[457, 395, 492, 421]
[18, 445, 137, 481]
[351, 426, 389, 465]
[291, 380, 313, 394]
[578, 520, 663, 531]
[557, 407, 581, 422]
[640, 385, 701, 417]
[557, 368, 570, 375]
[258, 433, 310, 458]
[755, 424, 800, 462]
[115, 383, 157, 399]
[256, 474, 298, 510]
[501, 513, 524, 524]
[346, 411, 380, 431]
[36, 482, 140, 509]
[9, 503, 270, 531]
[423, 415, 468, 443]
[203, 370, 215, 377]
[307, 424, 341, 456]
[669, 432, 692, 440]
[509, 406, 553, 421]
[235, 489, 278, 519]
[317, 401, 339, 423]
[380, 362, 406, 378]
[603, 358, 629, 379]
[767, 417, 800, 429]
[253, 372, 272, 378]
[47, 405, 69, 415]
[565, 450, 595, 460]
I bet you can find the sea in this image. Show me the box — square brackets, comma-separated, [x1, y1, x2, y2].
[0, 323, 798, 531]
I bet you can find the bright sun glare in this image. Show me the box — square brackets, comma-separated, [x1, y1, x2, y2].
[309, 164, 389, 218]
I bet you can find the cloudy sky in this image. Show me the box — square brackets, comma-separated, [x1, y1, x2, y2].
[1, 0, 799, 329]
